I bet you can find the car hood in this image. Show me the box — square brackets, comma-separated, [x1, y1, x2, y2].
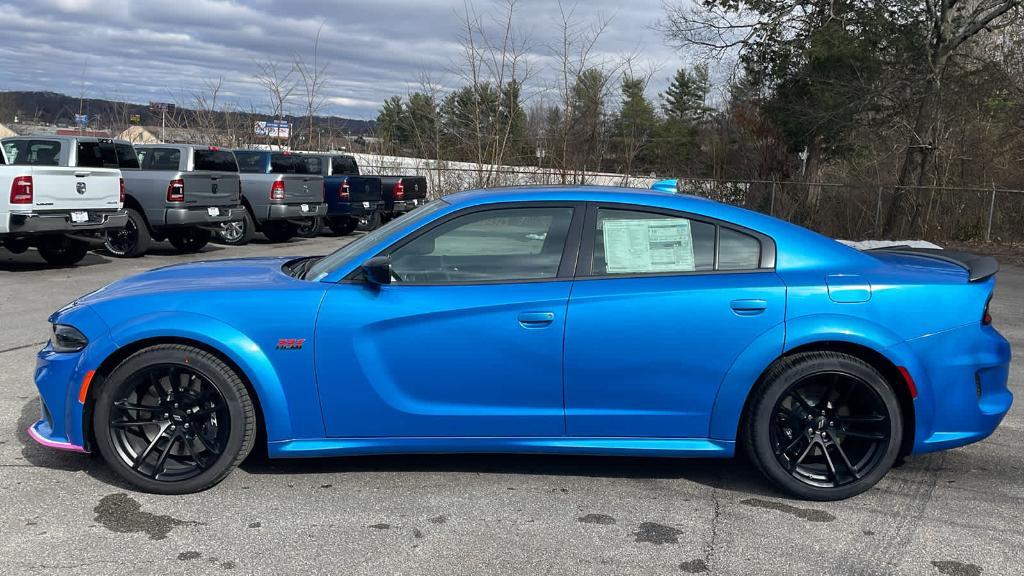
[75, 257, 301, 305]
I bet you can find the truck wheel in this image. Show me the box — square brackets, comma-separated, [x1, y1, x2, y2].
[295, 217, 323, 238]
[92, 343, 256, 494]
[167, 228, 211, 253]
[3, 238, 30, 254]
[36, 236, 90, 266]
[217, 210, 254, 246]
[326, 217, 358, 236]
[104, 208, 151, 258]
[262, 221, 296, 243]
[359, 212, 382, 231]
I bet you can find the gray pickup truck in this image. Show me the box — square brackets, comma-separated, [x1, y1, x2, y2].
[221, 150, 327, 244]
[106, 143, 246, 257]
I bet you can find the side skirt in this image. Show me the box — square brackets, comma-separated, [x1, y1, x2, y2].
[268, 437, 735, 459]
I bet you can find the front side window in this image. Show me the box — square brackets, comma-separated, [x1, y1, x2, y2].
[593, 208, 716, 275]
[2, 140, 62, 166]
[389, 206, 574, 283]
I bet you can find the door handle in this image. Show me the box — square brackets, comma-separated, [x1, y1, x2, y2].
[730, 299, 768, 316]
[518, 311, 555, 327]
[74, 171, 91, 178]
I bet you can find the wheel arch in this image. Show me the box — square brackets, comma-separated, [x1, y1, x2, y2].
[121, 194, 155, 234]
[82, 332, 276, 453]
[734, 340, 917, 459]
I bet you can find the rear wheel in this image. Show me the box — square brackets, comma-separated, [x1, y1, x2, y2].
[359, 212, 382, 231]
[92, 344, 256, 494]
[326, 216, 358, 236]
[744, 351, 902, 501]
[217, 210, 254, 246]
[262, 221, 296, 243]
[295, 217, 323, 238]
[36, 236, 90, 266]
[104, 208, 150, 257]
[167, 228, 211, 253]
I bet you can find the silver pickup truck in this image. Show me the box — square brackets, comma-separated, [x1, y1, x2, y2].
[106, 143, 246, 257]
[1, 136, 126, 265]
[222, 150, 326, 244]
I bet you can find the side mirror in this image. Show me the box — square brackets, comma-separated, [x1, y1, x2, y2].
[362, 255, 392, 285]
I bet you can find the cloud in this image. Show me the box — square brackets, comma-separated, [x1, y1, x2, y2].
[0, 0, 683, 120]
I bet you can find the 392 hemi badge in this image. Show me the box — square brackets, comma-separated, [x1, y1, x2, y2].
[276, 338, 306, 350]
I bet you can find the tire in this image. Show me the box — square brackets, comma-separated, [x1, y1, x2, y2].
[295, 217, 323, 238]
[36, 236, 90, 266]
[92, 344, 256, 495]
[326, 216, 358, 236]
[217, 209, 254, 246]
[744, 351, 902, 501]
[167, 228, 211, 253]
[262, 221, 296, 243]
[104, 208, 151, 258]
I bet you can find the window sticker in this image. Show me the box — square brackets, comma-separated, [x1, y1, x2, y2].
[602, 218, 696, 273]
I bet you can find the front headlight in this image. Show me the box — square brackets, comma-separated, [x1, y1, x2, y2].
[52, 324, 88, 353]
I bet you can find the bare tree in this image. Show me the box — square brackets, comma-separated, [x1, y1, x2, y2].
[295, 20, 330, 150]
[254, 58, 298, 148]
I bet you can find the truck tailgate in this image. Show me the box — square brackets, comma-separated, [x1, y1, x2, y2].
[29, 166, 121, 211]
[402, 176, 428, 200]
[346, 176, 383, 203]
[282, 175, 324, 203]
[184, 172, 240, 207]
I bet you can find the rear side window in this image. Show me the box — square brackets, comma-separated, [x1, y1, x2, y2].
[270, 153, 318, 174]
[139, 148, 181, 171]
[302, 156, 322, 175]
[2, 140, 62, 166]
[76, 141, 118, 168]
[193, 149, 238, 172]
[235, 152, 266, 173]
[332, 156, 358, 175]
[593, 208, 716, 275]
[114, 143, 140, 169]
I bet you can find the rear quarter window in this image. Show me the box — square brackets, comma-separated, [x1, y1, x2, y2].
[139, 148, 182, 171]
[2, 140, 62, 166]
[193, 149, 239, 172]
[76, 141, 118, 168]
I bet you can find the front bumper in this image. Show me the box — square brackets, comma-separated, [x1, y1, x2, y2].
[266, 202, 328, 222]
[164, 205, 246, 228]
[5, 209, 127, 237]
[900, 322, 1013, 454]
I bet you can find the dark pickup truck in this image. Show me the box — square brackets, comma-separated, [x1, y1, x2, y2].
[301, 153, 428, 234]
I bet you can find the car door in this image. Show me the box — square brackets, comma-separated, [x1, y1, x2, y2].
[563, 203, 786, 438]
[315, 202, 584, 438]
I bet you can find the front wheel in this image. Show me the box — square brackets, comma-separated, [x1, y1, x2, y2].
[167, 228, 211, 253]
[92, 344, 256, 494]
[744, 351, 902, 501]
[36, 236, 90, 266]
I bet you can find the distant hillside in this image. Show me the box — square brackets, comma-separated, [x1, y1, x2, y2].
[0, 91, 376, 135]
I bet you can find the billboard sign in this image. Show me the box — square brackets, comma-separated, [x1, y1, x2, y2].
[255, 120, 291, 139]
[74, 114, 89, 126]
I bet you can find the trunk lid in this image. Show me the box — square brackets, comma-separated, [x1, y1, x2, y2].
[868, 247, 996, 282]
[280, 174, 323, 203]
[30, 166, 122, 210]
[182, 172, 241, 207]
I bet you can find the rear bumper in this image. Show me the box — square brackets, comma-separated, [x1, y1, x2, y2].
[328, 201, 384, 217]
[391, 198, 425, 213]
[4, 209, 127, 237]
[164, 205, 246, 228]
[900, 323, 1013, 454]
[266, 202, 328, 222]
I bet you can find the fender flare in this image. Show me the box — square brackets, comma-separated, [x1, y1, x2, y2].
[104, 311, 296, 442]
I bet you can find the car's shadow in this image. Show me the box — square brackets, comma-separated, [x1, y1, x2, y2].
[0, 249, 111, 271]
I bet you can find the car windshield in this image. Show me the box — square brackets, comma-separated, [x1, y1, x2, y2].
[305, 200, 445, 281]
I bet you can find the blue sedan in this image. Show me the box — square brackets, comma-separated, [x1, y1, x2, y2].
[29, 187, 1011, 500]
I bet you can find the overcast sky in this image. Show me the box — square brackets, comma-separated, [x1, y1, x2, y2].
[0, 0, 688, 120]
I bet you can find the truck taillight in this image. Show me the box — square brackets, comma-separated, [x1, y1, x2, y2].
[119, 177, 125, 203]
[10, 175, 33, 204]
[339, 181, 350, 200]
[270, 180, 286, 200]
[167, 179, 185, 202]
[394, 180, 405, 200]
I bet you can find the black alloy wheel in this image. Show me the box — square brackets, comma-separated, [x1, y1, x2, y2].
[104, 208, 150, 257]
[93, 344, 255, 494]
[167, 228, 211, 253]
[746, 351, 902, 501]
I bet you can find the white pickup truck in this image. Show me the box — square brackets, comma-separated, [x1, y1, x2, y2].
[1, 137, 126, 265]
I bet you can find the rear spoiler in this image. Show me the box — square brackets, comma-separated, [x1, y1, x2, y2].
[867, 246, 999, 282]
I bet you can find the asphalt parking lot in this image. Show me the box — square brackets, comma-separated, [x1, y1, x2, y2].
[1, 237, 1021, 576]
